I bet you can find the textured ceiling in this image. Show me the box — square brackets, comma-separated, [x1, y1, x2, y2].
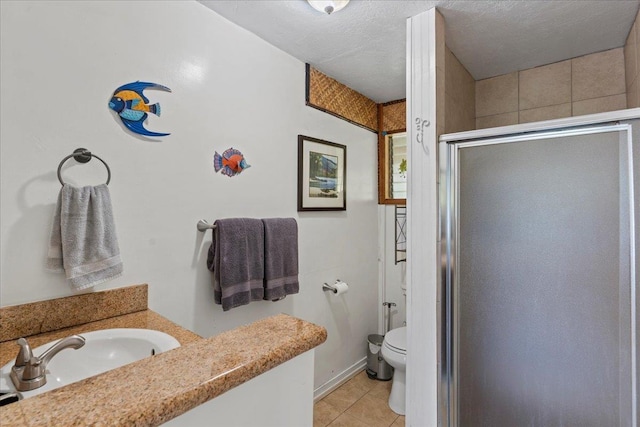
[198, 0, 640, 103]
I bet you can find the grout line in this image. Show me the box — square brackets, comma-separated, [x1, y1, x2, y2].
[517, 69, 520, 124]
[570, 59, 573, 116]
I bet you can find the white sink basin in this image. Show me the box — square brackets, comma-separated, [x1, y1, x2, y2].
[0, 328, 180, 399]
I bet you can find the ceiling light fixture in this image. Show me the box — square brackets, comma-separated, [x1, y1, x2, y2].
[307, 0, 350, 15]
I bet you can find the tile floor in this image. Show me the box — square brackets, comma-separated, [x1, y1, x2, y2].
[314, 370, 405, 427]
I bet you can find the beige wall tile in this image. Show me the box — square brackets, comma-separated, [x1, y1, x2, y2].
[637, 9, 640, 46]
[464, 79, 476, 120]
[476, 72, 518, 117]
[637, 12, 640, 86]
[519, 103, 571, 123]
[437, 123, 445, 141]
[572, 48, 625, 101]
[572, 94, 626, 116]
[445, 96, 474, 133]
[625, 21, 637, 90]
[437, 66, 446, 131]
[637, 45, 640, 91]
[476, 112, 518, 129]
[628, 78, 639, 108]
[444, 95, 458, 133]
[463, 109, 475, 131]
[446, 47, 475, 111]
[519, 60, 571, 110]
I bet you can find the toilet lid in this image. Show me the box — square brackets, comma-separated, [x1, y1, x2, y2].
[384, 326, 407, 353]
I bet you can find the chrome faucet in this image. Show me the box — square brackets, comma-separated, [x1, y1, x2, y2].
[10, 335, 85, 391]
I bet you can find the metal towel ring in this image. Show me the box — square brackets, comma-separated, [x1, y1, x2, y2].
[57, 148, 111, 186]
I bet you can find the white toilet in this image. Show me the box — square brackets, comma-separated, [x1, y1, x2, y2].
[381, 326, 407, 415]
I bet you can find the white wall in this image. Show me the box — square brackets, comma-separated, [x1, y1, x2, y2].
[0, 0, 378, 391]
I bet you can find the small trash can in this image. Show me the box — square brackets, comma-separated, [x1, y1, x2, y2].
[366, 334, 393, 381]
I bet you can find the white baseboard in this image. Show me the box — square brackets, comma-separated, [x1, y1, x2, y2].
[313, 357, 367, 402]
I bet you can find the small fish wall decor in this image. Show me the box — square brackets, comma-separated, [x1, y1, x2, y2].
[214, 148, 250, 177]
[109, 81, 171, 137]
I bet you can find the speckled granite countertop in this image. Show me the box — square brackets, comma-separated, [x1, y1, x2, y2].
[0, 286, 327, 426]
[0, 310, 201, 368]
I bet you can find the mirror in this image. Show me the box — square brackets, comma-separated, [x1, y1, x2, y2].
[378, 131, 407, 204]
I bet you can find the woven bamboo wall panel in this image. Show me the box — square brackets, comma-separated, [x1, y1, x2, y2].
[382, 101, 406, 132]
[307, 66, 378, 131]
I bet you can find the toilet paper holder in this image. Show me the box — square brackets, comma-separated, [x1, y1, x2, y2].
[323, 280, 342, 293]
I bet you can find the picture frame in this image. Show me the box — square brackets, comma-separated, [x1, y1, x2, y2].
[298, 135, 347, 211]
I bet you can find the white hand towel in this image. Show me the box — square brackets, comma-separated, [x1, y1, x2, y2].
[46, 184, 123, 290]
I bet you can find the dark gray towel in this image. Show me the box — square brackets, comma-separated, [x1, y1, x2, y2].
[46, 184, 123, 290]
[262, 218, 299, 301]
[207, 218, 264, 311]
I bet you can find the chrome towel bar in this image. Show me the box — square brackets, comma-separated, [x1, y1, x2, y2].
[196, 219, 217, 232]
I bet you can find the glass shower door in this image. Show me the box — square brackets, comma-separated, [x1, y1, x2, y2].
[441, 125, 636, 427]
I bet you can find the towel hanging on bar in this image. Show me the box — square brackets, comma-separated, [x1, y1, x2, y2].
[206, 218, 264, 311]
[262, 218, 299, 301]
[46, 184, 123, 289]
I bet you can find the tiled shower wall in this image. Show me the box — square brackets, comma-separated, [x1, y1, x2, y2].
[625, 10, 640, 108]
[444, 46, 475, 133]
[475, 47, 627, 129]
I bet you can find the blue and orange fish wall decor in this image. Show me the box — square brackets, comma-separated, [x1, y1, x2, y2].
[109, 81, 171, 137]
[214, 148, 250, 177]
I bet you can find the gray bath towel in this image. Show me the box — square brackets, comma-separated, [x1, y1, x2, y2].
[262, 218, 299, 301]
[207, 218, 265, 311]
[46, 184, 123, 290]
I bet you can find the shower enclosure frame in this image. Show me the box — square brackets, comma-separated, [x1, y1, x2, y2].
[438, 122, 637, 427]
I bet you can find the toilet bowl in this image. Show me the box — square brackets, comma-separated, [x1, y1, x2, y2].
[381, 326, 406, 415]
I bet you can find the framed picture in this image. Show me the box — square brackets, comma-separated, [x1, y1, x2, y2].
[298, 135, 347, 211]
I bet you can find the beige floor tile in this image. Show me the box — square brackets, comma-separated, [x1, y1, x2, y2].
[345, 394, 399, 427]
[349, 370, 379, 391]
[327, 413, 372, 427]
[391, 415, 406, 426]
[322, 379, 370, 413]
[314, 400, 342, 427]
[367, 378, 393, 401]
